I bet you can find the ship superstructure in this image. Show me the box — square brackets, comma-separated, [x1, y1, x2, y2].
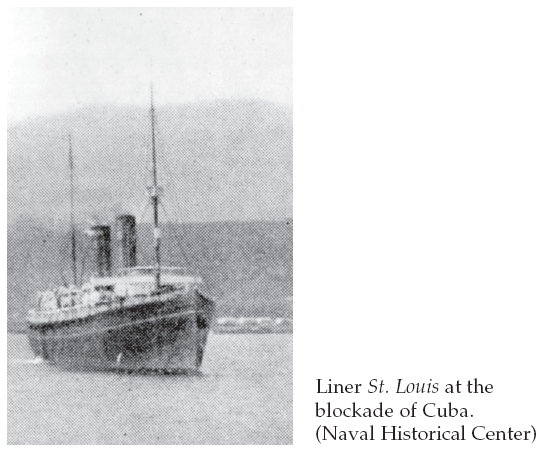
[26, 90, 215, 373]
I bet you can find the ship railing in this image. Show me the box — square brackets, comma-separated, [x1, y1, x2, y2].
[27, 288, 184, 324]
[117, 266, 191, 277]
[27, 303, 113, 323]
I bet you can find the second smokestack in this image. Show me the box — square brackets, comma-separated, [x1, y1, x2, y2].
[116, 214, 137, 269]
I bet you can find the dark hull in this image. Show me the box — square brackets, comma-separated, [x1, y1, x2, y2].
[27, 290, 214, 373]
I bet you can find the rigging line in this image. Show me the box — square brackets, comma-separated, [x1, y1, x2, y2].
[57, 232, 73, 285]
[137, 199, 150, 224]
[151, 112, 187, 228]
[29, 132, 76, 288]
[68, 134, 77, 286]
[59, 269, 68, 288]
[78, 237, 89, 283]
[57, 228, 88, 287]
[149, 103, 194, 268]
[158, 201, 193, 269]
[154, 138, 204, 269]
[159, 152, 186, 225]
[146, 98, 200, 275]
[158, 201, 191, 267]
[150, 84, 161, 290]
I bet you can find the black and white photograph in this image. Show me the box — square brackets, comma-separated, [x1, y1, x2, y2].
[7, 3, 542, 450]
[7, 7, 292, 445]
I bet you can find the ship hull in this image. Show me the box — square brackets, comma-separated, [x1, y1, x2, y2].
[27, 290, 214, 373]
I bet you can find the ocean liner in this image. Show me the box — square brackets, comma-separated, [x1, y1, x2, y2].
[26, 92, 215, 373]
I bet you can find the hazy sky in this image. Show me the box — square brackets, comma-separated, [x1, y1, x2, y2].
[7, 8, 292, 124]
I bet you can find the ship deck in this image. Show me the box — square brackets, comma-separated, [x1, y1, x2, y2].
[27, 289, 200, 325]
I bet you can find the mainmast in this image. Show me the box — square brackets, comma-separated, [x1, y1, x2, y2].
[69, 134, 77, 286]
[149, 86, 161, 289]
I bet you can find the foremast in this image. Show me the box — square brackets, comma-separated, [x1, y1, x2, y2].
[69, 134, 77, 287]
[149, 86, 162, 290]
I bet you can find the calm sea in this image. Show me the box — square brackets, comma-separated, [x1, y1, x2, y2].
[7, 333, 292, 445]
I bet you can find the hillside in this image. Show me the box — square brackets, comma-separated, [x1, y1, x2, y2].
[7, 100, 292, 224]
[7, 100, 292, 326]
[7, 219, 293, 324]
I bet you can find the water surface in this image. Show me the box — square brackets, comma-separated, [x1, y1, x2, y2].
[7, 333, 292, 445]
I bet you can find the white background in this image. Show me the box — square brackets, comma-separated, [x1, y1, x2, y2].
[295, 1, 542, 451]
[3, 2, 543, 450]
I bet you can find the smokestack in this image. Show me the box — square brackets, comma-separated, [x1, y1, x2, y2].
[89, 225, 111, 277]
[116, 215, 137, 268]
